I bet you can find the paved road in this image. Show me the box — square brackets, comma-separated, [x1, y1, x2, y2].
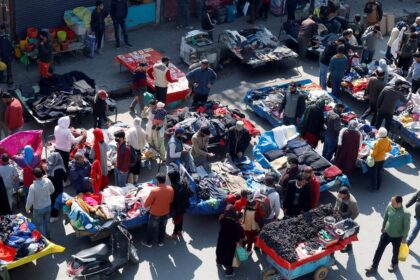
[6, 1, 420, 279]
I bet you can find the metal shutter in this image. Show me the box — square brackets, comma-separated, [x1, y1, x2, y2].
[13, 0, 100, 38]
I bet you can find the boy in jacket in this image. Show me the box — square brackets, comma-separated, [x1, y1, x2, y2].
[91, 1, 108, 54]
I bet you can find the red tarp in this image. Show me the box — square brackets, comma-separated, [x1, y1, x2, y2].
[256, 235, 359, 270]
[115, 48, 190, 103]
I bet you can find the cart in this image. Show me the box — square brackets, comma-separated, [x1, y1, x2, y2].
[180, 30, 220, 69]
[115, 48, 190, 104]
[257, 235, 358, 280]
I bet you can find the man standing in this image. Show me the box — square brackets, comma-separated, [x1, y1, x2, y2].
[364, 0, 383, 28]
[110, 0, 131, 49]
[186, 59, 217, 107]
[191, 126, 215, 169]
[376, 79, 411, 131]
[319, 37, 347, 90]
[407, 52, 420, 93]
[361, 68, 386, 125]
[303, 166, 320, 210]
[278, 82, 306, 126]
[142, 173, 174, 247]
[2, 92, 24, 135]
[0, 24, 13, 85]
[361, 24, 383, 63]
[257, 174, 281, 226]
[113, 130, 131, 187]
[91, 1, 108, 54]
[166, 128, 190, 166]
[322, 103, 345, 161]
[37, 31, 53, 78]
[25, 168, 55, 239]
[328, 45, 347, 98]
[148, 57, 178, 103]
[129, 62, 148, 115]
[283, 174, 311, 218]
[406, 191, 419, 246]
[297, 15, 318, 58]
[176, 0, 193, 30]
[126, 117, 147, 184]
[226, 121, 251, 161]
[301, 99, 325, 148]
[334, 186, 359, 252]
[366, 196, 411, 274]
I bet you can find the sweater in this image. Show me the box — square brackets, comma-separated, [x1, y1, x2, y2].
[284, 181, 311, 215]
[116, 142, 131, 173]
[365, 77, 386, 104]
[377, 86, 409, 115]
[148, 63, 178, 88]
[406, 191, 420, 218]
[334, 194, 359, 220]
[329, 54, 348, 79]
[371, 137, 392, 161]
[110, 0, 128, 20]
[279, 92, 306, 119]
[382, 204, 411, 239]
[191, 132, 210, 157]
[132, 70, 147, 90]
[144, 184, 174, 216]
[25, 178, 55, 211]
[186, 67, 217, 95]
[4, 99, 24, 131]
[362, 28, 382, 51]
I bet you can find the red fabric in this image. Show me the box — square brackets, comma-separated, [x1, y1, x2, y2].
[233, 116, 261, 136]
[91, 159, 102, 194]
[226, 194, 238, 204]
[117, 142, 131, 173]
[101, 175, 108, 189]
[38, 61, 52, 78]
[256, 234, 358, 270]
[196, 106, 206, 113]
[69, 143, 85, 160]
[309, 175, 320, 209]
[0, 241, 17, 262]
[93, 128, 104, 164]
[234, 198, 248, 212]
[82, 193, 103, 205]
[23, 166, 34, 188]
[5, 99, 24, 131]
[323, 165, 343, 178]
[352, 78, 369, 93]
[31, 230, 42, 241]
[165, 69, 178, 83]
[303, 132, 320, 148]
[127, 201, 142, 218]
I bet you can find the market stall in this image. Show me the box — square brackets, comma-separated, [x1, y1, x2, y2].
[257, 204, 358, 280]
[0, 214, 65, 271]
[253, 126, 349, 192]
[115, 48, 190, 104]
[180, 30, 220, 69]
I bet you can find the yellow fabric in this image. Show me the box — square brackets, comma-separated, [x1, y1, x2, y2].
[398, 243, 409, 261]
[271, 156, 288, 170]
[371, 137, 392, 161]
[0, 61, 6, 71]
[73, 7, 92, 29]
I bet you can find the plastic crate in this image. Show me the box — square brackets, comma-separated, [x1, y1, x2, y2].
[333, 219, 360, 239]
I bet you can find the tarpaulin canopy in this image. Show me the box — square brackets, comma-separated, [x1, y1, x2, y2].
[0, 131, 43, 167]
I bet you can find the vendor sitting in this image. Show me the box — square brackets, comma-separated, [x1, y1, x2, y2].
[166, 128, 192, 169]
[69, 153, 92, 194]
[191, 125, 214, 169]
[226, 121, 251, 162]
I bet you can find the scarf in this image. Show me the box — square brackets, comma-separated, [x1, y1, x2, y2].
[23, 145, 34, 166]
[47, 152, 65, 177]
[93, 128, 104, 163]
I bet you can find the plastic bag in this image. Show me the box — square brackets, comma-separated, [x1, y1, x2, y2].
[398, 243, 409, 261]
[236, 246, 249, 262]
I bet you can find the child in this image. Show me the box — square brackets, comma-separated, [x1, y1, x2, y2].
[93, 90, 108, 128]
[129, 62, 148, 115]
[150, 102, 167, 160]
[234, 189, 249, 212]
[242, 199, 260, 252]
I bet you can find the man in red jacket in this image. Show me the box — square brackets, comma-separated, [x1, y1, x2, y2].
[2, 92, 24, 135]
[113, 130, 131, 187]
[303, 166, 320, 209]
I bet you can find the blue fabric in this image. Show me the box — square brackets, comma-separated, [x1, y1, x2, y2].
[23, 145, 34, 166]
[329, 56, 347, 79]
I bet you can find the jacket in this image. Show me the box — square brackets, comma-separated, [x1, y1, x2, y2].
[279, 91, 306, 119]
[186, 67, 217, 95]
[406, 191, 420, 218]
[91, 9, 108, 31]
[362, 27, 382, 51]
[93, 98, 107, 118]
[25, 178, 55, 211]
[171, 181, 190, 216]
[4, 98, 24, 131]
[334, 194, 359, 220]
[298, 18, 318, 40]
[54, 116, 84, 152]
[145, 184, 174, 216]
[69, 160, 91, 192]
[329, 54, 348, 79]
[377, 85, 409, 115]
[227, 127, 251, 157]
[365, 76, 386, 104]
[325, 109, 342, 139]
[148, 62, 178, 88]
[110, 0, 128, 20]
[0, 33, 13, 62]
[382, 204, 411, 239]
[38, 41, 52, 63]
[302, 102, 324, 135]
[309, 174, 320, 209]
[201, 13, 215, 31]
[284, 181, 311, 215]
[191, 131, 210, 157]
[320, 41, 338, 66]
[371, 137, 392, 161]
[116, 141, 131, 173]
[166, 135, 183, 165]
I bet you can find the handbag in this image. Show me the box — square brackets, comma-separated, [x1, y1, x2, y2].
[235, 246, 249, 262]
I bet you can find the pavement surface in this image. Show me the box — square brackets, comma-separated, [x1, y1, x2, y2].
[3, 1, 420, 279]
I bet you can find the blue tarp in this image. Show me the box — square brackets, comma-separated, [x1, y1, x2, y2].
[391, 119, 420, 148]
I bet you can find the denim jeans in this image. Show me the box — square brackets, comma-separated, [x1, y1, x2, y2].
[146, 214, 168, 244]
[369, 160, 385, 190]
[322, 135, 338, 161]
[319, 63, 329, 90]
[33, 205, 51, 238]
[372, 232, 402, 268]
[114, 168, 128, 187]
[407, 217, 420, 246]
[330, 76, 342, 97]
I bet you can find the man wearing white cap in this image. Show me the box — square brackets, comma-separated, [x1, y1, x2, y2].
[226, 121, 251, 161]
[186, 59, 217, 107]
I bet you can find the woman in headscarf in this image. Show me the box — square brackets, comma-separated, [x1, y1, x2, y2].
[47, 152, 66, 223]
[126, 117, 146, 184]
[216, 204, 244, 278]
[168, 169, 190, 240]
[334, 120, 362, 176]
[13, 145, 41, 199]
[370, 127, 391, 190]
[90, 128, 108, 189]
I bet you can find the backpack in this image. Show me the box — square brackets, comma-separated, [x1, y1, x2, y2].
[128, 145, 139, 167]
[255, 189, 276, 220]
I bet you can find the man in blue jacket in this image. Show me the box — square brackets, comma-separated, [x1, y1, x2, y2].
[69, 153, 92, 194]
[110, 0, 131, 48]
[328, 44, 348, 97]
[186, 59, 217, 107]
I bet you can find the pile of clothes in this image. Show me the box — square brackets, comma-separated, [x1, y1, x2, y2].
[0, 215, 46, 263]
[22, 71, 97, 120]
[394, 94, 420, 140]
[61, 184, 153, 232]
[165, 102, 260, 146]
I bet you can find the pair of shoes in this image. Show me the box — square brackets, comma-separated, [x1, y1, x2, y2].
[141, 241, 152, 248]
[158, 242, 164, 247]
[50, 217, 59, 223]
[388, 264, 398, 273]
[365, 266, 377, 274]
[224, 272, 235, 278]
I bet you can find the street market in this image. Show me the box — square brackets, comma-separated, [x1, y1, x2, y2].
[0, 0, 419, 280]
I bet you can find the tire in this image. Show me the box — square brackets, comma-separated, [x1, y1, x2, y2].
[314, 266, 329, 280]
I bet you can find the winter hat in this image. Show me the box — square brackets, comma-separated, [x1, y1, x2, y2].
[348, 120, 358, 131]
[378, 127, 388, 138]
[98, 90, 108, 99]
[156, 102, 165, 108]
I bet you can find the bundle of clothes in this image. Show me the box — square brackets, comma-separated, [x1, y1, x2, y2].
[59, 184, 154, 233]
[165, 102, 260, 146]
[21, 71, 99, 120]
[394, 93, 420, 139]
[0, 215, 46, 264]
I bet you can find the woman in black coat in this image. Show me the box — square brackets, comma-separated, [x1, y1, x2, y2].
[216, 204, 244, 277]
[47, 152, 67, 222]
[168, 169, 191, 239]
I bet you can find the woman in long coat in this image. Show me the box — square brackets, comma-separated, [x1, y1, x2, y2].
[334, 120, 362, 176]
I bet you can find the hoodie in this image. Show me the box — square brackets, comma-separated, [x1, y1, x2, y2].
[25, 178, 55, 211]
[54, 116, 83, 152]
